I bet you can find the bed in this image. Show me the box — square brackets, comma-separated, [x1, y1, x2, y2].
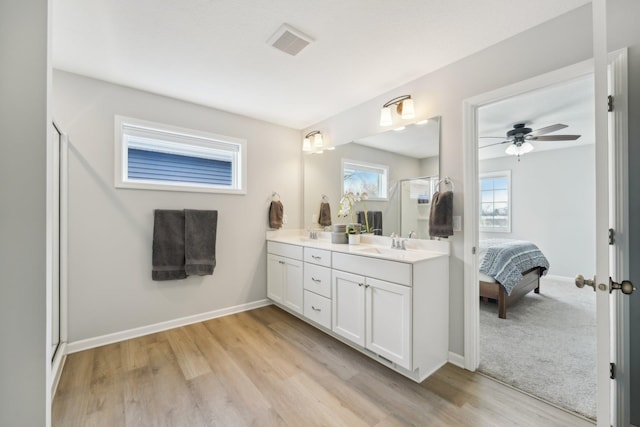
[478, 239, 550, 319]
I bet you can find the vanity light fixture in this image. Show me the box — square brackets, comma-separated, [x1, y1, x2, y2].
[380, 95, 415, 126]
[303, 130, 327, 153]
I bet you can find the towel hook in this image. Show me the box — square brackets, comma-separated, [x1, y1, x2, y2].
[271, 191, 281, 201]
[435, 176, 454, 192]
[321, 194, 329, 202]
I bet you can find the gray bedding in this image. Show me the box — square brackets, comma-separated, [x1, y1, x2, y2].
[479, 238, 549, 295]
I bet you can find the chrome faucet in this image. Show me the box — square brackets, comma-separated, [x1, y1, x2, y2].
[308, 229, 318, 239]
[408, 230, 417, 239]
[390, 232, 398, 248]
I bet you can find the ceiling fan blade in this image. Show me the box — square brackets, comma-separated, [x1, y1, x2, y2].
[530, 134, 581, 141]
[479, 136, 507, 139]
[479, 140, 511, 148]
[529, 123, 568, 136]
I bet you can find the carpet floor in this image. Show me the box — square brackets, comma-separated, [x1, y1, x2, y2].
[478, 276, 596, 420]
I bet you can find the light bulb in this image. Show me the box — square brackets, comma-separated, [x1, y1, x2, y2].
[400, 98, 415, 120]
[380, 107, 392, 126]
[302, 137, 312, 152]
[313, 133, 323, 148]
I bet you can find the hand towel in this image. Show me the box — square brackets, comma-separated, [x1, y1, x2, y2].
[429, 191, 454, 238]
[318, 202, 332, 226]
[269, 200, 284, 229]
[185, 209, 218, 276]
[357, 211, 383, 235]
[152, 210, 187, 281]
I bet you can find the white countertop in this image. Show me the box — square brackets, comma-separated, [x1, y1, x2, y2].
[266, 230, 449, 264]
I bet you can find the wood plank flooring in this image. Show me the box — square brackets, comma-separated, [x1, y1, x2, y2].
[53, 305, 594, 426]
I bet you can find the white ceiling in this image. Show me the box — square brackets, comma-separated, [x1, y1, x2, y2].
[52, 0, 591, 130]
[478, 74, 595, 160]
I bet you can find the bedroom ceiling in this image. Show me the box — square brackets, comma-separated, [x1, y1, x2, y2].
[478, 74, 595, 160]
[52, 0, 591, 129]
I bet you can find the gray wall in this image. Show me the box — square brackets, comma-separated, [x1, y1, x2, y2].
[305, 5, 595, 355]
[479, 145, 596, 279]
[53, 71, 302, 342]
[0, 0, 49, 425]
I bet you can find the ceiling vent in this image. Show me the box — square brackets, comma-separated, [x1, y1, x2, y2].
[267, 24, 313, 56]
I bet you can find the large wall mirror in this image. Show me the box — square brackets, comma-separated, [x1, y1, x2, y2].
[303, 116, 440, 239]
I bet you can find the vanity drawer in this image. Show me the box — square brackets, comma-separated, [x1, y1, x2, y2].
[267, 241, 303, 260]
[332, 252, 412, 286]
[304, 263, 331, 298]
[303, 290, 331, 329]
[304, 247, 331, 267]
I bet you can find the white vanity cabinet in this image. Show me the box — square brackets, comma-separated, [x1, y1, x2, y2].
[302, 247, 332, 329]
[266, 235, 449, 383]
[267, 242, 303, 314]
[332, 268, 412, 370]
[332, 251, 448, 380]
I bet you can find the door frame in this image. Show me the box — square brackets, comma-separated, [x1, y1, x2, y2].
[462, 51, 629, 420]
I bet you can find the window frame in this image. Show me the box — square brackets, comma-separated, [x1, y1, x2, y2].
[114, 115, 247, 194]
[479, 170, 511, 233]
[341, 159, 389, 201]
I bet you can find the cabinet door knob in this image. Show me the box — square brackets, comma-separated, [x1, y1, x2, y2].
[278, 260, 285, 265]
[364, 284, 370, 288]
[358, 283, 364, 287]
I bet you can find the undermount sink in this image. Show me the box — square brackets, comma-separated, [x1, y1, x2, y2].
[355, 246, 401, 256]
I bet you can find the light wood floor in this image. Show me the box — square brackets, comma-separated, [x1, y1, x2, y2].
[53, 305, 593, 426]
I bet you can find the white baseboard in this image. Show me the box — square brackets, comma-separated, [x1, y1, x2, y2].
[66, 299, 272, 354]
[542, 274, 575, 283]
[448, 351, 465, 369]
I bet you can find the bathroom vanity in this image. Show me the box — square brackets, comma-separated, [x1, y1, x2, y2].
[266, 231, 449, 383]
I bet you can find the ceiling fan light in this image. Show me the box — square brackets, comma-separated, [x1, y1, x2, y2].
[380, 107, 392, 126]
[521, 141, 534, 154]
[400, 98, 415, 120]
[505, 144, 518, 156]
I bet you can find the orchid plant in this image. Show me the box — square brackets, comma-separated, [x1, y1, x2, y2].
[337, 191, 370, 233]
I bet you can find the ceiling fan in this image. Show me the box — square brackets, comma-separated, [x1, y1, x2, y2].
[480, 123, 581, 159]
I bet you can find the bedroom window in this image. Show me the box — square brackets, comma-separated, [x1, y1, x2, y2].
[342, 159, 388, 200]
[480, 170, 511, 232]
[115, 116, 246, 194]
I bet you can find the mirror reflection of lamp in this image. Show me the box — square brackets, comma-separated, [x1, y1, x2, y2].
[302, 130, 333, 154]
[380, 95, 415, 126]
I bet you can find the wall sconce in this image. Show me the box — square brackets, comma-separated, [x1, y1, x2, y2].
[303, 130, 333, 153]
[380, 95, 415, 126]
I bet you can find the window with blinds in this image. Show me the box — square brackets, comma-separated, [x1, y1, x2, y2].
[114, 116, 246, 194]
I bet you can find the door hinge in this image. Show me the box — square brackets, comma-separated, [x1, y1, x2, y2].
[610, 362, 616, 380]
[472, 246, 477, 255]
[608, 95, 614, 112]
[609, 228, 615, 245]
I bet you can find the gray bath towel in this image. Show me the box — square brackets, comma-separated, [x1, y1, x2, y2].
[269, 200, 284, 229]
[429, 191, 454, 238]
[152, 210, 187, 281]
[185, 209, 218, 276]
[357, 211, 383, 235]
[318, 202, 332, 226]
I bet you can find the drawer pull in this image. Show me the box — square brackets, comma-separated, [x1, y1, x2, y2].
[311, 255, 322, 260]
[311, 277, 322, 283]
[278, 261, 285, 265]
[358, 283, 364, 287]
[311, 306, 322, 312]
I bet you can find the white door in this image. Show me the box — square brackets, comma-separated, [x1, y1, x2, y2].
[365, 277, 412, 369]
[267, 254, 284, 303]
[332, 270, 365, 346]
[282, 258, 303, 314]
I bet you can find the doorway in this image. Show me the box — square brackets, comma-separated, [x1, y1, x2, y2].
[462, 51, 630, 425]
[474, 75, 597, 419]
